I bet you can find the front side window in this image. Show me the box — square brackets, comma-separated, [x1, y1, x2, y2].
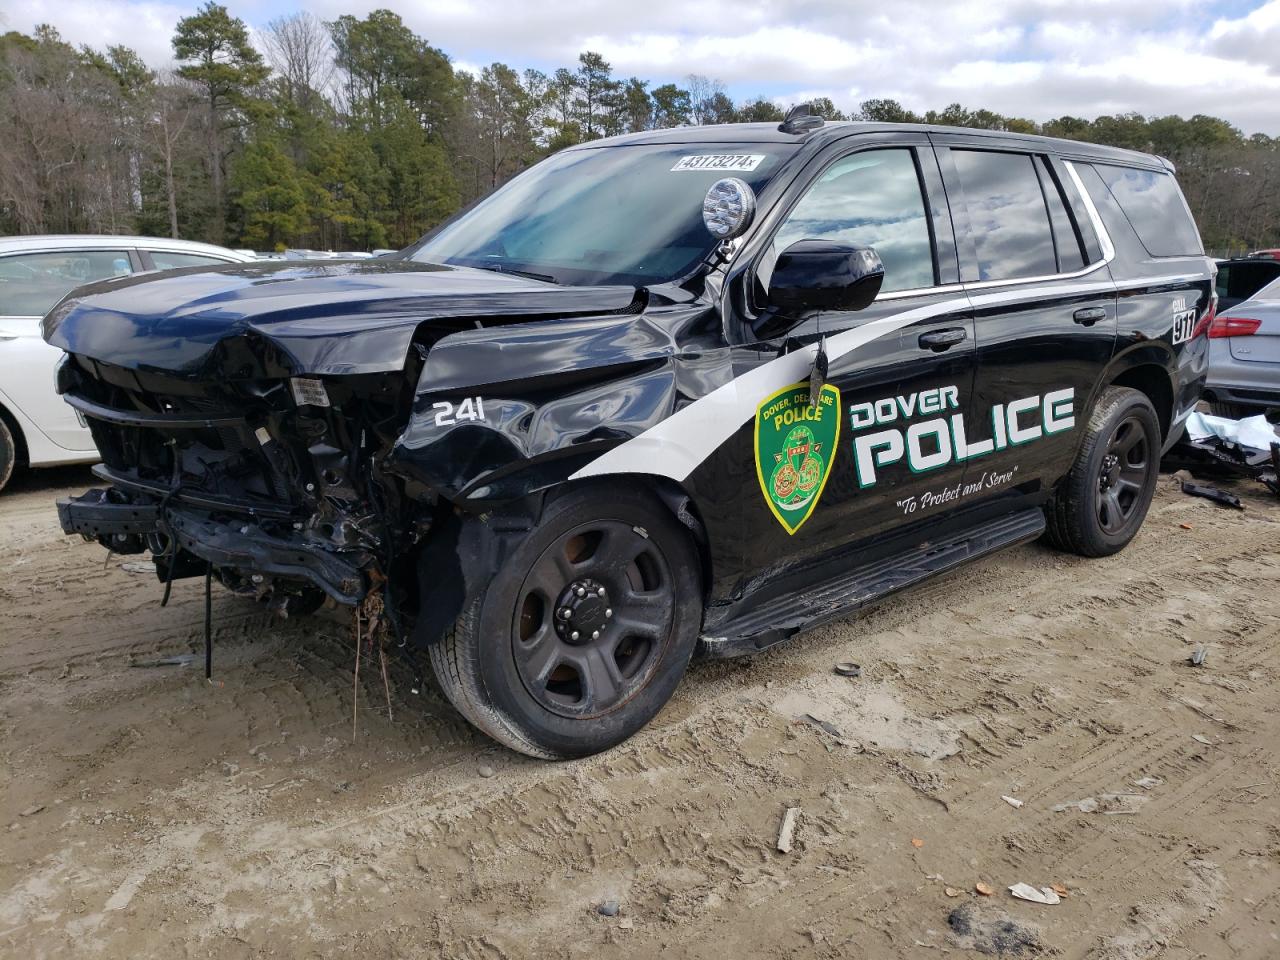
[150, 251, 233, 270]
[767, 148, 935, 294]
[952, 150, 1058, 282]
[0, 250, 133, 317]
[407, 143, 795, 287]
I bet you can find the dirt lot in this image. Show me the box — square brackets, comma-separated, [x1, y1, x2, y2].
[1, 466, 1278, 959]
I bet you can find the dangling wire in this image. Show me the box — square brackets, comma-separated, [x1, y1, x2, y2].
[203, 563, 213, 681]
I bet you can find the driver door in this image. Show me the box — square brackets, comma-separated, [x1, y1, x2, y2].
[723, 137, 979, 579]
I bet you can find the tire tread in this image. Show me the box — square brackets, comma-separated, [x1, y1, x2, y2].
[1044, 385, 1157, 558]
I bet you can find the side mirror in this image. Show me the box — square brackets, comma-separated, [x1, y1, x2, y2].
[768, 240, 884, 314]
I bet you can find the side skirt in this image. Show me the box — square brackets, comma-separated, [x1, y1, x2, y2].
[696, 507, 1046, 659]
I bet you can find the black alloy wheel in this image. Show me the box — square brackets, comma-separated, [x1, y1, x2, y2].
[1043, 385, 1160, 558]
[428, 483, 703, 758]
[1095, 415, 1149, 535]
[512, 521, 675, 719]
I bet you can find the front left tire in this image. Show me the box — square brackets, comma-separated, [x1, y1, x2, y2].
[429, 484, 703, 759]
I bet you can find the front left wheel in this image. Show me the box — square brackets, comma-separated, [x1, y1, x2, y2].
[429, 485, 703, 758]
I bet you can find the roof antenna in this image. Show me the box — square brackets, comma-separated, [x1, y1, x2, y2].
[779, 103, 824, 135]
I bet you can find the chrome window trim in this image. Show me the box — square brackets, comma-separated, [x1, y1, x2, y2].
[1063, 160, 1116, 262]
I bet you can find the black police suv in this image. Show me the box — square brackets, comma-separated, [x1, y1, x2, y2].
[48, 109, 1214, 758]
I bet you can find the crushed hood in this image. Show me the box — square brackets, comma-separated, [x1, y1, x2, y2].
[42, 259, 639, 378]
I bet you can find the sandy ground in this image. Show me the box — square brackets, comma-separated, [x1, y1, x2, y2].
[1, 465, 1278, 959]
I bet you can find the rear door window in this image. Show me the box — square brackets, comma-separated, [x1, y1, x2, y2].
[1093, 165, 1202, 258]
[0, 250, 133, 317]
[951, 150, 1059, 281]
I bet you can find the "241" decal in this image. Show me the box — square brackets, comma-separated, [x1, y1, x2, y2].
[432, 396, 486, 426]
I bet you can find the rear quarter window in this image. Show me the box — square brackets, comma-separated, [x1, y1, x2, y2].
[1093, 165, 1202, 258]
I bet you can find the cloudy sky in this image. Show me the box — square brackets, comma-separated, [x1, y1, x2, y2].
[5, 0, 1280, 133]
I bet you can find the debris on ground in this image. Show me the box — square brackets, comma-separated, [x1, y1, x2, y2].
[477, 765, 496, 778]
[1181, 481, 1244, 509]
[1133, 776, 1164, 790]
[802, 713, 841, 737]
[597, 900, 620, 917]
[1052, 794, 1147, 815]
[944, 887, 961, 898]
[776, 807, 800, 853]
[833, 662, 862, 677]
[975, 881, 995, 896]
[1162, 412, 1280, 498]
[1193, 734, 1213, 745]
[1009, 883, 1061, 905]
[19, 805, 44, 817]
[1189, 646, 1208, 667]
[1050, 884, 1069, 898]
[129, 654, 196, 668]
[1001, 795, 1025, 808]
[911, 837, 924, 848]
[946, 904, 1042, 956]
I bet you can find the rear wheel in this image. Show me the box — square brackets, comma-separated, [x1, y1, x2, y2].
[0, 418, 16, 493]
[1044, 386, 1160, 557]
[429, 485, 703, 758]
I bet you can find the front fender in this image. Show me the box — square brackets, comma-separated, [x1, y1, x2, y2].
[386, 307, 727, 504]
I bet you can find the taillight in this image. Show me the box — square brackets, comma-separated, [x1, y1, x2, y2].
[1190, 298, 1215, 339]
[1208, 315, 1262, 339]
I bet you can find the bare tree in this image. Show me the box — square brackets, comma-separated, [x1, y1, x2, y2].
[148, 74, 198, 238]
[261, 11, 334, 112]
[686, 74, 728, 125]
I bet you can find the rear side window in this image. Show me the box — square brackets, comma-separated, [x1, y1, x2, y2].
[951, 150, 1058, 281]
[1093, 165, 1202, 258]
[0, 249, 133, 316]
[150, 251, 233, 270]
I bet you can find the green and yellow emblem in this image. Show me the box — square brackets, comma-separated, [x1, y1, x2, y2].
[754, 382, 841, 535]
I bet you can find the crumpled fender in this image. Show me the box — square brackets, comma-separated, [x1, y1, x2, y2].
[386, 305, 729, 504]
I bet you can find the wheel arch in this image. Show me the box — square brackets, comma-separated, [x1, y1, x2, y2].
[554, 473, 714, 606]
[0, 396, 29, 466]
[1106, 362, 1174, 444]
[409, 472, 714, 650]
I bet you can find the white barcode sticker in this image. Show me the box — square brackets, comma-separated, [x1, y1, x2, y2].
[290, 377, 330, 408]
[670, 154, 765, 172]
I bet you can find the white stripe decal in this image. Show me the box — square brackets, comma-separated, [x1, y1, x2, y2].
[571, 275, 1189, 483]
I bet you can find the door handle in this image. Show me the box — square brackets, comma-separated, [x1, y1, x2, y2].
[918, 328, 967, 352]
[1073, 307, 1107, 326]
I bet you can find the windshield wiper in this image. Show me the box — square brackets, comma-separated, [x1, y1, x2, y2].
[474, 263, 559, 284]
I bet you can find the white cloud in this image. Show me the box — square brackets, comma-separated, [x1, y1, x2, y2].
[3, 0, 1279, 133]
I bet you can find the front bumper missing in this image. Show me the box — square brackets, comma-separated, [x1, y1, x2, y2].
[57, 488, 368, 604]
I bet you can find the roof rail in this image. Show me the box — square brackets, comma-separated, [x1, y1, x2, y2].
[778, 103, 824, 135]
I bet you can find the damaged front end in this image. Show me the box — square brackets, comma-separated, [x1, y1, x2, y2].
[55, 355, 428, 621]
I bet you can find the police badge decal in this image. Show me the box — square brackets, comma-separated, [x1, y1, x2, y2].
[754, 382, 841, 535]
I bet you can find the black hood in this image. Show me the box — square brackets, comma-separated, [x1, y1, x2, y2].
[43, 259, 639, 378]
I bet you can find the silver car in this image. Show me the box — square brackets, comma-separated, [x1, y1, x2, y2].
[1206, 274, 1280, 417]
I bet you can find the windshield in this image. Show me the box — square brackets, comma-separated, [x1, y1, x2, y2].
[407, 143, 795, 286]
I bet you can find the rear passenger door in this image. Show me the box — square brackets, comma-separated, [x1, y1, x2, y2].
[932, 136, 1118, 502]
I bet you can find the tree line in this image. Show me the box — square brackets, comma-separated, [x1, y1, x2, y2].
[1, 4, 1277, 254]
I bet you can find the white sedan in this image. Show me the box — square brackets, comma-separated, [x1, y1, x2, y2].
[0, 235, 256, 491]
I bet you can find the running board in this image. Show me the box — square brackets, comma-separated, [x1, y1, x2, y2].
[697, 507, 1046, 659]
